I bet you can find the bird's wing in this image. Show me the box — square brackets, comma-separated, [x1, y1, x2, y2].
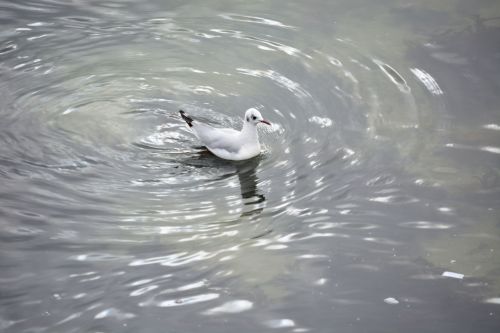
[191, 123, 241, 154]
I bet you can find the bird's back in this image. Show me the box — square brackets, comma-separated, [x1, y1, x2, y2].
[192, 122, 242, 154]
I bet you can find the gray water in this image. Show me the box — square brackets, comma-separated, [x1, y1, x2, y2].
[1, 0, 500, 332]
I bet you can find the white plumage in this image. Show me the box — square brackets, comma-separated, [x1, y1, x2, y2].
[180, 108, 271, 161]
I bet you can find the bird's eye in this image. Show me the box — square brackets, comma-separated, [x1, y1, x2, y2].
[252, 116, 256, 120]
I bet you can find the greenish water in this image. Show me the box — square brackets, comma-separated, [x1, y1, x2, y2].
[1, 0, 500, 332]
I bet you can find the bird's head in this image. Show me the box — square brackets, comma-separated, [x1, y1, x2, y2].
[245, 108, 271, 126]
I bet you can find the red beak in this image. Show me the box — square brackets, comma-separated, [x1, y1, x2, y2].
[260, 120, 271, 125]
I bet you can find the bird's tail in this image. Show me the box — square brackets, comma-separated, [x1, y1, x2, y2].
[179, 110, 193, 127]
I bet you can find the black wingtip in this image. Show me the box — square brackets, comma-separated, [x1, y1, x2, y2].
[179, 110, 193, 127]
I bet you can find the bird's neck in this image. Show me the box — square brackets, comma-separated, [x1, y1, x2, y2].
[241, 122, 259, 141]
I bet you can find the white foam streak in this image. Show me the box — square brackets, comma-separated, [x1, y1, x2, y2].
[202, 300, 253, 315]
[410, 68, 444, 95]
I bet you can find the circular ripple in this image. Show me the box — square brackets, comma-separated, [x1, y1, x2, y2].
[0, 3, 452, 332]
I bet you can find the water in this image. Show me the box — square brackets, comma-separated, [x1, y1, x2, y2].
[1, 0, 500, 332]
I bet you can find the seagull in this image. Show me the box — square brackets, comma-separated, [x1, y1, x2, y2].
[179, 108, 271, 161]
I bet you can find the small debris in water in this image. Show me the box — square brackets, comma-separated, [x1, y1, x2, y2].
[314, 278, 327, 286]
[265, 319, 296, 328]
[442, 271, 464, 279]
[484, 297, 500, 305]
[384, 297, 399, 305]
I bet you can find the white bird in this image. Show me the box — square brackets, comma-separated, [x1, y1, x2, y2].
[179, 108, 271, 161]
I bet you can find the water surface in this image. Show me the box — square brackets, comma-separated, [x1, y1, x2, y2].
[1, 0, 500, 332]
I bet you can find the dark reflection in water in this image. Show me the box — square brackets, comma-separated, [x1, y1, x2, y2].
[179, 149, 266, 218]
[235, 157, 265, 209]
[1, 0, 500, 333]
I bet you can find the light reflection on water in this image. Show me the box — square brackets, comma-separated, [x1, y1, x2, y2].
[1, 0, 500, 332]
